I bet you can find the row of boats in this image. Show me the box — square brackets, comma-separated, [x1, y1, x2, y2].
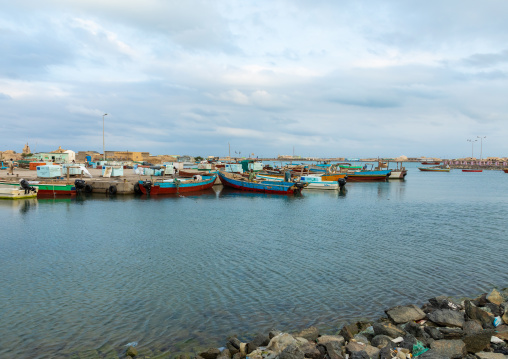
[137, 162, 407, 196]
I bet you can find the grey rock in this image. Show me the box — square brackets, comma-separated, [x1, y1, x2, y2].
[339, 322, 371, 342]
[353, 334, 370, 345]
[316, 335, 345, 351]
[217, 349, 232, 359]
[246, 334, 269, 354]
[476, 352, 507, 359]
[465, 300, 494, 328]
[346, 342, 366, 354]
[429, 297, 463, 311]
[378, 347, 392, 359]
[349, 351, 369, 359]
[300, 342, 323, 359]
[485, 303, 502, 317]
[200, 348, 221, 359]
[430, 340, 466, 359]
[424, 326, 444, 340]
[323, 343, 343, 359]
[371, 335, 394, 349]
[385, 305, 426, 324]
[404, 321, 427, 339]
[400, 334, 417, 351]
[372, 322, 406, 338]
[226, 343, 239, 355]
[294, 327, 319, 342]
[463, 320, 483, 335]
[231, 353, 242, 359]
[279, 344, 305, 359]
[462, 329, 494, 353]
[427, 309, 465, 328]
[228, 337, 241, 350]
[417, 349, 448, 359]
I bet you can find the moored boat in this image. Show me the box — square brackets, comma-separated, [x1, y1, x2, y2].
[462, 169, 482, 172]
[503, 169, 508, 173]
[343, 170, 391, 181]
[418, 166, 450, 172]
[0, 180, 77, 196]
[138, 174, 217, 195]
[0, 180, 38, 199]
[420, 161, 441, 165]
[219, 171, 306, 195]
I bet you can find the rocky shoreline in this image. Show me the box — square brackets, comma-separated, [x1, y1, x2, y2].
[122, 288, 508, 359]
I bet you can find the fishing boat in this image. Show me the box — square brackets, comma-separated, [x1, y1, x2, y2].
[462, 169, 482, 172]
[418, 166, 450, 172]
[138, 174, 217, 195]
[257, 174, 346, 190]
[502, 169, 508, 173]
[388, 163, 407, 179]
[340, 168, 391, 181]
[0, 181, 38, 199]
[219, 171, 306, 195]
[420, 161, 441, 165]
[0, 180, 77, 196]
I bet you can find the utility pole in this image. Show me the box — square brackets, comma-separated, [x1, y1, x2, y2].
[467, 139, 477, 158]
[477, 136, 486, 160]
[103, 113, 108, 161]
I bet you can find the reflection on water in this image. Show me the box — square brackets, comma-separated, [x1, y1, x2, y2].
[1, 169, 508, 358]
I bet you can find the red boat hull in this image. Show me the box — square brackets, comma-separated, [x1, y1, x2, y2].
[37, 189, 77, 197]
[421, 161, 441, 165]
[462, 169, 482, 172]
[346, 175, 389, 182]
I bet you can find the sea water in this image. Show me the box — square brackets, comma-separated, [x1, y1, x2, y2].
[1, 165, 508, 358]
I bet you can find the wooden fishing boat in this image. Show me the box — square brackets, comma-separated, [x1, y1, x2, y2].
[138, 174, 217, 195]
[343, 170, 391, 182]
[418, 166, 450, 172]
[219, 171, 306, 195]
[256, 174, 346, 190]
[502, 169, 508, 173]
[462, 169, 482, 172]
[420, 161, 441, 165]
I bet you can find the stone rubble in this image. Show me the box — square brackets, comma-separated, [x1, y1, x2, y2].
[191, 288, 508, 359]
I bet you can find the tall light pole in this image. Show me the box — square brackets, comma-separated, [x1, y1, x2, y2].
[103, 113, 108, 161]
[477, 136, 486, 160]
[467, 139, 477, 158]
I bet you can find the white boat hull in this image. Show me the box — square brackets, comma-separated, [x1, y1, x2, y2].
[0, 185, 39, 199]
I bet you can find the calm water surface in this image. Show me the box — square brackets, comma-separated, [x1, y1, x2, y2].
[1, 166, 508, 358]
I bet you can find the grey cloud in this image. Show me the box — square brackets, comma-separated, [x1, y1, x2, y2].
[462, 50, 508, 68]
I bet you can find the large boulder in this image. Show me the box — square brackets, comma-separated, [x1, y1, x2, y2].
[430, 340, 466, 358]
[462, 329, 495, 353]
[279, 343, 305, 359]
[372, 322, 406, 338]
[339, 322, 371, 342]
[465, 301, 494, 328]
[438, 327, 464, 339]
[246, 334, 270, 354]
[424, 327, 444, 340]
[487, 289, 505, 306]
[346, 342, 379, 358]
[429, 297, 462, 311]
[386, 305, 426, 324]
[323, 343, 343, 359]
[316, 335, 345, 351]
[404, 321, 427, 339]
[199, 348, 221, 359]
[267, 333, 298, 354]
[299, 342, 323, 359]
[294, 327, 319, 342]
[427, 309, 465, 328]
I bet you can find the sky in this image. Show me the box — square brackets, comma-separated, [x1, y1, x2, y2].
[1, 1, 508, 159]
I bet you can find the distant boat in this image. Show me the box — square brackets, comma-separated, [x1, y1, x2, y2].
[418, 166, 450, 172]
[420, 161, 441, 165]
[219, 171, 306, 195]
[462, 169, 482, 172]
[503, 169, 508, 173]
[138, 174, 217, 195]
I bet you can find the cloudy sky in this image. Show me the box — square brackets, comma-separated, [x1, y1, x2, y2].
[1, 1, 508, 158]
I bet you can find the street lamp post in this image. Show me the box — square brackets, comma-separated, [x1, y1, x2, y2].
[477, 136, 486, 160]
[467, 139, 477, 158]
[102, 113, 108, 161]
